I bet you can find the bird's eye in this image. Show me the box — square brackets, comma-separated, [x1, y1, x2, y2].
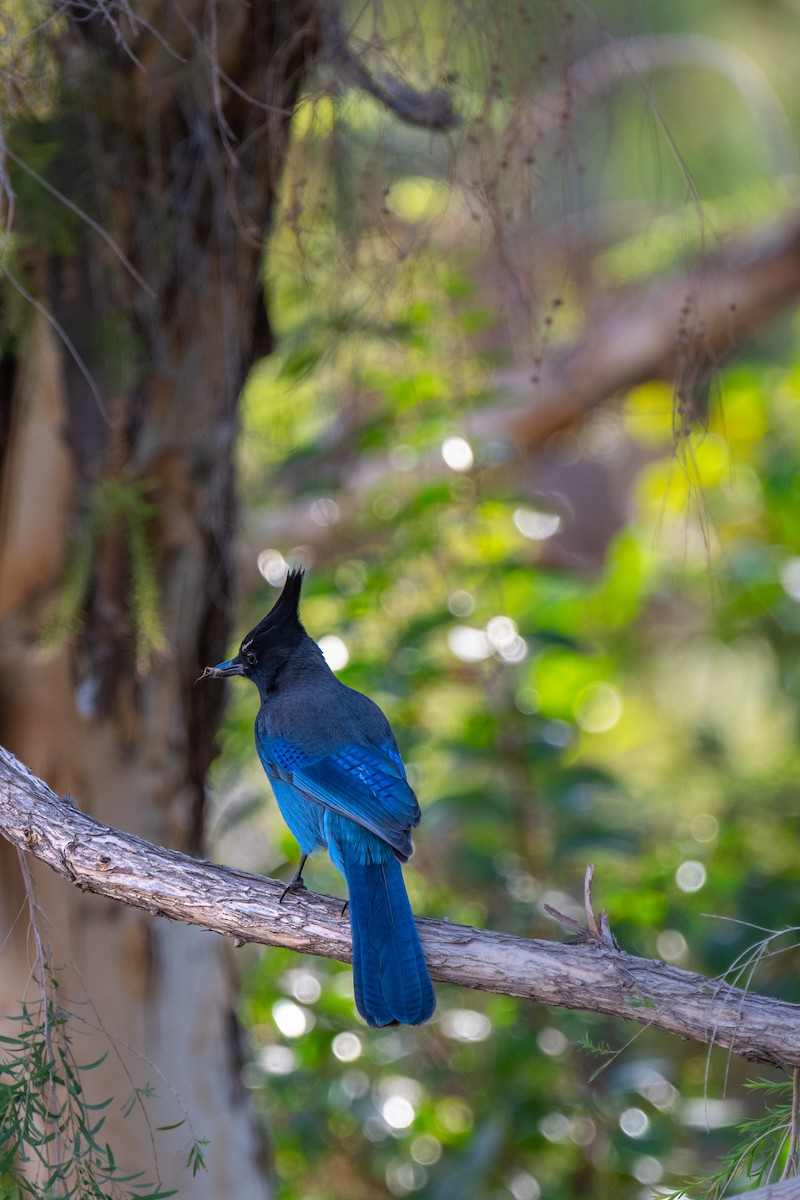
[244, 648, 257, 666]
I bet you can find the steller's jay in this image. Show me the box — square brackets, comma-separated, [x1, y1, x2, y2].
[203, 569, 435, 1027]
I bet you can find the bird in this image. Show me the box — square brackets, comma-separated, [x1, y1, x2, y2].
[203, 568, 435, 1028]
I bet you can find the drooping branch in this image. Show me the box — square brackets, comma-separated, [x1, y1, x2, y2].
[245, 210, 800, 565]
[488, 212, 800, 453]
[2, 744, 799, 1069]
[320, 1, 459, 130]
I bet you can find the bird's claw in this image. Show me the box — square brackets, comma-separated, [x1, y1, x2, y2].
[279, 875, 308, 904]
[279, 855, 309, 905]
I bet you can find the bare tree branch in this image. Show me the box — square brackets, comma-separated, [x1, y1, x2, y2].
[320, 2, 458, 130]
[736, 1178, 800, 1200]
[488, 212, 800, 453]
[2, 744, 799, 1068]
[243, 210, 800, 565]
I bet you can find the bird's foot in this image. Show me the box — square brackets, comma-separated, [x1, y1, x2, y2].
[279, 875, 308, 904]
[279, 856, 309, 905]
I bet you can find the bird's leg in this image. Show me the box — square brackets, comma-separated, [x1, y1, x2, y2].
[341, 899, 349, 918]
[279, 854, 308, 904]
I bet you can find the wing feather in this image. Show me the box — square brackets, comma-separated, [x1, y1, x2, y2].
[260, 738, 419, 859]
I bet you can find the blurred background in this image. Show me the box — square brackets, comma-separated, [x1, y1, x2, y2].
[3, 0, 800, 1197]
[211, 1, 800, 1197]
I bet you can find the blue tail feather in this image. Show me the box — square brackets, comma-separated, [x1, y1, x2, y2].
[343, 854, 435, 1027]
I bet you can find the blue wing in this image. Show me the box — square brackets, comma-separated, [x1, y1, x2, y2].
[259, 737, 419, 860]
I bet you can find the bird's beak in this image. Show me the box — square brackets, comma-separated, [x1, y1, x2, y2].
[200, 657, 245, 680]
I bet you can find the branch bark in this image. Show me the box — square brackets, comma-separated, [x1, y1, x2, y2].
[737, 1179, 800, 1200]
[2, 744, 799, 1071]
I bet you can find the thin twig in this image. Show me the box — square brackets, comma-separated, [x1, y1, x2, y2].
[584, 862, 601, 939]
[6, 148, 156, 298]
[2, 266, 109, 423]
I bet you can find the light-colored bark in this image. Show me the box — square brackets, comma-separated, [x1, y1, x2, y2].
[2, 743, 799, 1074]
[0, 297, 271, 1200]
[738, 1178, 800, 1200]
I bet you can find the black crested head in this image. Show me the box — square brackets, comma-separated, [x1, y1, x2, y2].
[242, 567, 305, 651]
[240, 566, 305, 664]
[203, 567, 326, 695]
[241, 567, 329, 696]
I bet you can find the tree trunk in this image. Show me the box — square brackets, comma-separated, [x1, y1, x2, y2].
[0, 3, 318, 1193]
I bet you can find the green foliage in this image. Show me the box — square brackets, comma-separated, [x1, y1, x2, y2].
[0, 964, 179, 1199]
[661, 1078, 799, 1200]
[7, 0, 796, 1196]
[0, 1, 60, 123]
[40, 475, 167, 674]
[209, 4, 800, 1190]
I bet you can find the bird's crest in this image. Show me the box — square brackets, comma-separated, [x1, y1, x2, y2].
[241, 567, 304, 650]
